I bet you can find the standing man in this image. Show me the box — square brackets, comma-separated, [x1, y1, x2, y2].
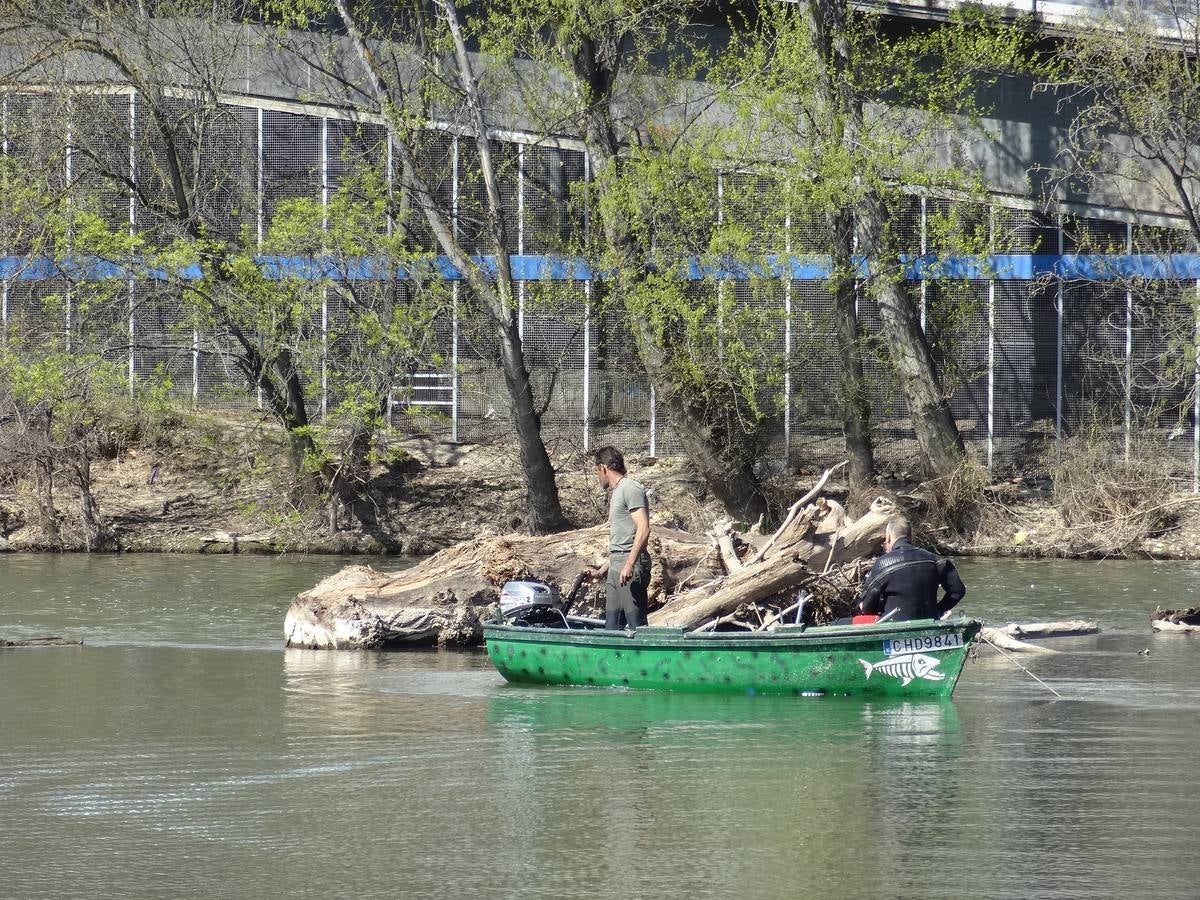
[857, 517, 965, 622]
[590, 446, 652, 631]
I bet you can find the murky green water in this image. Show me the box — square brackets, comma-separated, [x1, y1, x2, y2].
[3, 554, 1200, 899]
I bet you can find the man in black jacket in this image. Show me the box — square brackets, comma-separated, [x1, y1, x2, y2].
[857, 517, 966, 622]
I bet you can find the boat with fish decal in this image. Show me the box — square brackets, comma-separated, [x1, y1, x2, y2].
[483, 616, 981, 698]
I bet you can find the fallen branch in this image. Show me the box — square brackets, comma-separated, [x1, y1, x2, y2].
[745, 462, 846, 566]
[709, 519, 743, 574]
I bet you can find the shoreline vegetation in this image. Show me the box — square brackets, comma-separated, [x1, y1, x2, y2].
[4, 410, 1200, 562]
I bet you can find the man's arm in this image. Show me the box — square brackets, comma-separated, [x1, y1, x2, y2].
[936, 560, 966, 617]
[619, 506, 651, 585]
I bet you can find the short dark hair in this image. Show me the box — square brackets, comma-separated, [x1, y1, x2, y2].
[594, 446, 627, 474]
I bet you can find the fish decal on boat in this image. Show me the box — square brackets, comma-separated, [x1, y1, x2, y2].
[858, 653, 946, 686]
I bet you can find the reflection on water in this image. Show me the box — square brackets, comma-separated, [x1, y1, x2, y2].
[3, 554, 1200, 898]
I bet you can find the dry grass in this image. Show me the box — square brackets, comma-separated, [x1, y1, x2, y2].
[1052, 436, 1177, 555]
[921, 457, 992, 538]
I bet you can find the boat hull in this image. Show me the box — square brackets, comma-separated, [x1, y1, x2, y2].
[484, 618, 980, 698]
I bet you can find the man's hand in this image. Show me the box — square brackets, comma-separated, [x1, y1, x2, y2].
[619, 560, 635, 586]
[585, 562, 609, 581]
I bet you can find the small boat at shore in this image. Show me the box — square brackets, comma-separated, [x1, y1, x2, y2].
[483, 616, 981, 698]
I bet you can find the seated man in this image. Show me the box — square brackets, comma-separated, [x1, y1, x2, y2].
[857, 517, 965, 622]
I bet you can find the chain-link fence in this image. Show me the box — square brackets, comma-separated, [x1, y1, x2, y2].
[3, 91, 1199, 487]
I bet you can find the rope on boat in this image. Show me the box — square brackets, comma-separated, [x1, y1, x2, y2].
[979, 633, 1064, 700]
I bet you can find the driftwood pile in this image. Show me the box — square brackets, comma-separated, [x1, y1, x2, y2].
[1152, 607, 1200, 633]
[648, 494, 896, 630]
[285, 524, 726, 649]
[284, 468, 896, 649]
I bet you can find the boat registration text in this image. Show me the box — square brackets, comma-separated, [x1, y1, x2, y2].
[882, 634, 965, 656]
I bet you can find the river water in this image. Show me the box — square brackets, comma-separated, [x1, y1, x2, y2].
[2, 553, 1200, 899]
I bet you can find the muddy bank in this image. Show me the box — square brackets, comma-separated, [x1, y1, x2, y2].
[4, 415, 1200, 561]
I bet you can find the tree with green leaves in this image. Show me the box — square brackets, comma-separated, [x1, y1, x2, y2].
[0, 0, 450, 534]
[480, 0, 786, 524]
[727, 0, 1042, 480]
[0, 155, 161, 549]
[261, 0, 574, 533]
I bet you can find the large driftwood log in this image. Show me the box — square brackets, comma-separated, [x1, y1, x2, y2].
[1, 635, 83, 647]
[1001, 620, 1099, 639]
[284, 525, 722, 649]
[1151, 607, 1200, 632]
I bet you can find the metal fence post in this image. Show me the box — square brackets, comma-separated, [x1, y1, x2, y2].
[650, 384, 657, 457]
[451, 136, 460, 443]
[1125, 221, 1133, 462]
[783, 205, 792, 469]
[256, 107, 264, 411]
[582, 151, 591, 453]
[987, 208, 995, 472]
[192, 328, 199, 406]
[129, 91, 136, 397]
[919, 197, 927, 330]
[1194, 278, 1199, 494]
[1055, 216, 1064, 448]
[385, 132, 394, 425]
[716, 171, 725, 359]
[64, 121, 72, 355]
[2, 96, 7, 347]
[320, 115, 329, 419]
[517, 143, 524, 339]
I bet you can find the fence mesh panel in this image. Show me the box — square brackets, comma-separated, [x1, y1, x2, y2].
[3, 91, 1200, 486]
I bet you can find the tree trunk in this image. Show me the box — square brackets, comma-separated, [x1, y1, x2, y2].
[856, 192, 965, 475]
[495, 314, 572, 533]
[812, 0, 964, 477]
[330, 0, 570, 535]
[807, 1, 877, 492]
[627, 315, 769, 525]
[828, 208, 876, 490]
[34, 459, 60, 544]
[73, 455, 104, 551]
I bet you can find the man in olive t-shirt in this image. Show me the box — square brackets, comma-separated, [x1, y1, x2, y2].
[589, 446, 651, 630]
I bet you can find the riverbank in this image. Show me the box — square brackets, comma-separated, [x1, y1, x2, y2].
[3, 411, 1200, 559]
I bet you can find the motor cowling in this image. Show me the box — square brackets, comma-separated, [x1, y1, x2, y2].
[498, 581, 556, 614]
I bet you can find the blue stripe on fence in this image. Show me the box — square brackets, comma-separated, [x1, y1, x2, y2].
[6, 253, 1200, 282]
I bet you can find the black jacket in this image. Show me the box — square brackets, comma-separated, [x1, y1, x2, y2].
[858, 538, 966, 622]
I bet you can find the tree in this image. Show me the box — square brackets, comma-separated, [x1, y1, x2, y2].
[0, 156, 164, 549]
[1052, 3, 1200, 241]
[481, 0, 781, 524]
[731, 1, 1039, 479]
[263, 0, 573, 533]
[0, 0, 449, 533]
[1051, 3, 1200, 447]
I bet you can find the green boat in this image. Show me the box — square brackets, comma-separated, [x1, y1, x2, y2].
[483, 617, 981, 698]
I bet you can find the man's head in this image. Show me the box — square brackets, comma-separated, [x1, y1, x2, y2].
[593, 446, 626, 488]
[884, 516, 912, 551]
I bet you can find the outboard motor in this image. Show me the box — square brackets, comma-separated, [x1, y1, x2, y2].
[498, 581, 567, 627]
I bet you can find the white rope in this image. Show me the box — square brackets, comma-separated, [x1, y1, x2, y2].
[979, 633, 1064, 700]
